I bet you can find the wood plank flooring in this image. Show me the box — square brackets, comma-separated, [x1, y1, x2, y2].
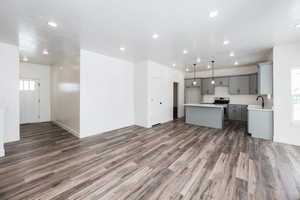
[1, 120, 300, 200]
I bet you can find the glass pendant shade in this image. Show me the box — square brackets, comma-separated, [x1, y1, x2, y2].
[211, 60, 215, 85]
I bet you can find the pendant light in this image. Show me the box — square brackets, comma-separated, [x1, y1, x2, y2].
[192, 63, 197, 85]
[211, 60, 215, 85]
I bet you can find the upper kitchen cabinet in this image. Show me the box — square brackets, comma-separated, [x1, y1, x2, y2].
[185, 78, 201, 88]
[201, 78, 215, 95]
[229, 75, 250, 94]
[249, 74, 258, 94]
[214, 77, 229, 86]
[258, 62, 273, 95]
[185, 79, 193, 87]
[193, 78, 201, 87]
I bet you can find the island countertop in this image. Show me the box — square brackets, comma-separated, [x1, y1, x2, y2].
[184, 104, 227, 108]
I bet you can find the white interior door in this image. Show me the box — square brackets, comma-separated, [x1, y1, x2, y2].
[151, 77, 163, 125]
[20, 79, 40, 124]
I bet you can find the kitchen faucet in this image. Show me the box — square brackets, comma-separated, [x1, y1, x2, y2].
[256, 95, 265, 108]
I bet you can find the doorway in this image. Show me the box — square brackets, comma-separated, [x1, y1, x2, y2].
[19, 79, 40, 124]
[173, 82, 178, 120]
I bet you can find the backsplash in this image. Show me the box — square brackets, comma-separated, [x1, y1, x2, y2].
[202, 86, 273, 106]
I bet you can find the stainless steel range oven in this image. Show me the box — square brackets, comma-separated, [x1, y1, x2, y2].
[213, 97, 230, 119]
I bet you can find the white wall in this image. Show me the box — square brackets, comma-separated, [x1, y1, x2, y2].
[0, 42, 20, 143]
[134, 61, 149, 127]
[273, 43, 300, 146]
[134, 60, 185, 128]
[202, 87, 273, 106]
[148, 61, 185, 124]
[51, 62, 80, 136]
[20, 63, 51, 122]
[0, 108, 5, 156]
[80, 50, 135, 138]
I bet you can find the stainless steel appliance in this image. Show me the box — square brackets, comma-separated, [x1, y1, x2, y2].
[213, 97, 230, 119]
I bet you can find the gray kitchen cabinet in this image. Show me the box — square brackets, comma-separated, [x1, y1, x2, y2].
[228, 104, 242, 120]
[249, 74, 258, 94]
[258, 62, 273, 95]
[214, 77, 229, 86]
[201, 78, 215, 95]
[229, 104, 248, 121]
[248, 109, 273, 140]
[229, 75, 250, 94]
[185, 79, 192, 87]
[193, 78, 201, 87]
[185, 78, 201, 88]
[241, 105, 248, 121]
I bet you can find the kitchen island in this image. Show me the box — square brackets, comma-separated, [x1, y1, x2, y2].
[184, 104, 226, 129]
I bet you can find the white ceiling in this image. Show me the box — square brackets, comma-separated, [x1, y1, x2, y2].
[1, 0, 300, 69]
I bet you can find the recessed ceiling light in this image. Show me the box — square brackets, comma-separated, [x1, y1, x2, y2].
[234, 61, 239, 65]
[209, 10, 219, 18]
[22, 56, 28, 62]
[196, 58, 201, 63]
[230, 52, 235, 57]
[152, 33, 159, 39]
[207, 65, 211, 69]
[296, 24, 300, 28]
[186, 68, 189, 72]
[43, 49, 49, 55]
[183, 49, 188, 54]
[223, 40, 230, 45]
[120, 46, 126, 52]
[48, 21, 58, 27]
[172, 63, 176, 67]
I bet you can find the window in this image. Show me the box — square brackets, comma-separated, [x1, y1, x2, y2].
[29, 80, 35, 90]
[292, 69, 300, 121]
[23, 80, 29, 91]
[19, 79, 37, 91]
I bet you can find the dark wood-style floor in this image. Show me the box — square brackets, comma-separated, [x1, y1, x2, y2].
[1, 120, 300, 200]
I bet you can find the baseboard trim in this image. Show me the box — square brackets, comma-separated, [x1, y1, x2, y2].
[52, 121, 80, 138]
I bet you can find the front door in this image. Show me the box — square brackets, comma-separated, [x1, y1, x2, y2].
[20, 79, 40, 124]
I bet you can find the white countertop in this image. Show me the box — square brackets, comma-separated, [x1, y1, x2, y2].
[184, 104, 226, 108]
[247, 105, 273, 112]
